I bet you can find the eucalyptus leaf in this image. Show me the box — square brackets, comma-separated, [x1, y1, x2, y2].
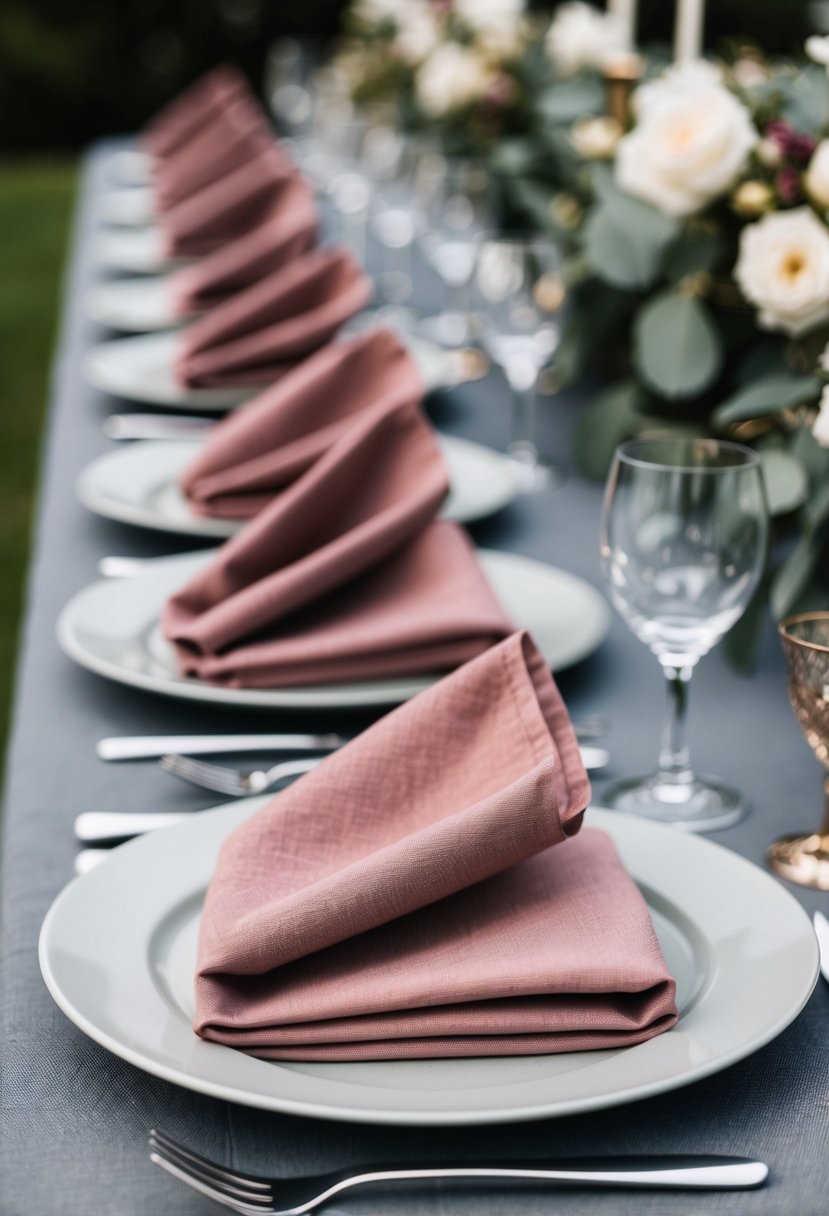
[573, 381, 644, 481]
[724, 572, 771, 671]
[507, 178, 555, 230]
[791, 422, 829, 484]
[758, 449, 809, 516]
[782, 64, 829, 135]
[712, 374, 821, 426]
[536, 76, 604, 124]
[806, 477, 829, 529]
[663, 230, 723, 282]
[489, 138, 538, 177]
[770, 535, 819, 620]
[584, 200, 678, 291]
[633, 291, 723, 399]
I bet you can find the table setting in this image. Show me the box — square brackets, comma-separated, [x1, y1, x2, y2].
[3, 5, 829, 1214]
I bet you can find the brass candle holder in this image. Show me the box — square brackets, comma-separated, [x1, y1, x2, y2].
[768, 612, 829, 890]
[601, 51, 645, 127]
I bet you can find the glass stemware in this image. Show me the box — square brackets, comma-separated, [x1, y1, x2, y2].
[472, 235, 566, 490]
[418, 157, 494, 348]
[600, 438, 768, 831]
[767, 613, 829, 889]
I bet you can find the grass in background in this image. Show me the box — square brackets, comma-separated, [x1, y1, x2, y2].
[0, 161, 76, 761]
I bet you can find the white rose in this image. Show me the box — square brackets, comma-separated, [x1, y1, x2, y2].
[454, 0, 523, 36]
[806, 34, 829, 66]
[735, 207, 829, 337]
[416, 43, 493, 117]
[814, 385, 829, 447]
[805, 141, 829, 210]
[616, 72, 756, 217]
[633, 59, 723, 115]
[393, 7, 440, 64]
[545, 2, 628, 77]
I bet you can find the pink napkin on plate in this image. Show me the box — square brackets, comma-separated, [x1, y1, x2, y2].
[194, 631, 676, 1061]
[141, 65, 251, 159]
[169, 178, 318, 318]
[174, 246, 372, 387]
[162, 395, 512, 686]
[153, 92, 275, 212]
[161, 143, 297, 259]
[179, 328, 422, 518]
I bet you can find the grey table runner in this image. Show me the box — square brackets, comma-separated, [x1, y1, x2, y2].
[1, 143, 828, 1216]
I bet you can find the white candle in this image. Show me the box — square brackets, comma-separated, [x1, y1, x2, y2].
[673, 0, 705, 61]
[608, 0, 638, 48]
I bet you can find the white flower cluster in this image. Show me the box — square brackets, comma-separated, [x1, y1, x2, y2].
[735, 207, 829, 337]
[615, 62, 756, 217]
[545, 1, 628, 76]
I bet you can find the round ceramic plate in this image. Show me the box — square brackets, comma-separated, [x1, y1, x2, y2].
[84, 330, 461, 410]
[86, 275, 188, 332]
[56, 548, 611, 708]
[76, 436, 519, 537]
[107, 149, 154, 187]
[39, 801, 819, 1127]
[98, 186, 155, 227]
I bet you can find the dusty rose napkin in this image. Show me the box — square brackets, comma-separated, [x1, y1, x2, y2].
[174, 246, 372, 387]
[194, 631, 676, 1061]
[161, 144, 297, 259]
[169, 179, 318, 318]
[162, 396, 512, 686]
[141, 65, 251, 159]
[153, 93, 275, 212]
[180, 328, 422, 518]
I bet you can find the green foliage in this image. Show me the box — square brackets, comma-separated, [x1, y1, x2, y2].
[573, 381, 645, 481]
[633, 290, 723, 398]
[712, 373, 822, 425]
[758, 448, 809, 515]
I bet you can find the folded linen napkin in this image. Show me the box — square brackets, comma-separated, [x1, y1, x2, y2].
[141, 65, 251, 159]
[180, 328, 422, 518]
[174, 246, 372, 387]
[162, 394, 512, 686]
[194, 631, 676, 1061]
[154, 93, 275, 211]
[161, 144, 297, 259]
[169, 179, 318, 318]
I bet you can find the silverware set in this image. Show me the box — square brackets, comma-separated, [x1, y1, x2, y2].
[148, 1126, 769, 1213]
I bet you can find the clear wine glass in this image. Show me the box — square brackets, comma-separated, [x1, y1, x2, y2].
[600, 437, 768, 831]
[418, 157, 494, 347]
[472, 235, 566, 491]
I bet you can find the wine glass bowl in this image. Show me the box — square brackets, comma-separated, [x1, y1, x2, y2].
[600, 438, 768, 831]
[767, 612, 829, 890]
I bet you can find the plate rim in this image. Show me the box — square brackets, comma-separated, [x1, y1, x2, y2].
[75, 434, 521, 536]
[55, 547, 612, 708]
[39, 802, 819, 1126]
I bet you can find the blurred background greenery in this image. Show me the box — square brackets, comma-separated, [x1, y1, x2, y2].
[0, 0, 820, 765]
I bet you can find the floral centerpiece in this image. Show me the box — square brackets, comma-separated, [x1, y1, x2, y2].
[333, 2, 829, 651]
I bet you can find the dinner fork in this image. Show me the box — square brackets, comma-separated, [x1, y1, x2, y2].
[148, 1128, 768, 1215]
[159, 753, 322, 796]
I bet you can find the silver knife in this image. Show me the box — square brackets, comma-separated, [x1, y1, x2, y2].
[97, 735, 608, 768]
[814, 911, 829, 985]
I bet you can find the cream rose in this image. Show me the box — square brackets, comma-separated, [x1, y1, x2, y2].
[415, 43, 493, 117]
[805, 141, 829, 210]
[735, 207, 829, 337]
[545, 2, 628, 77]
[616, 72, 756, 217]
[454, 0, 524, 36]
[814, 385, 829, 447]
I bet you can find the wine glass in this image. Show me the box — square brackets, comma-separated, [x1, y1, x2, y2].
[418, 157, 494, 347]
[472, 235, 566, 491]
[600, 437, 768, 831]
[767, 613, 829, 889]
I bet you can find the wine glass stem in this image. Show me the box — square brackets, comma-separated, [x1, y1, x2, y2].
[657, 663, 695, 785]
[508, 380, 539, 464]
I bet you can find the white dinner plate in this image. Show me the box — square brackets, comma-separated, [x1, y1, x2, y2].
[56, 548, 611, 709]
[76, 436, 520, 537]
[98, 186, 155, 227]
[107, 149, 154, 187]
[84, 329, 463, 410]
[39, 800, 818, 1126]
[86, 275, 190, 332]
[93, 226, 188, 275]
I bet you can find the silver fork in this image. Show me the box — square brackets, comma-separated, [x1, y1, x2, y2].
[148, 1128, 768, 1216]
[159, 753, 322, 796]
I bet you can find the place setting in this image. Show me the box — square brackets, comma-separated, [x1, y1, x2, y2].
[7, 5, 829, 1215]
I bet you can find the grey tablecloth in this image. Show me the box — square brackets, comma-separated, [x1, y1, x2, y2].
[1, 144, 828, 1216]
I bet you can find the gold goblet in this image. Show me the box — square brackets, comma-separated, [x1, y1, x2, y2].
[768, 612, 829, 890]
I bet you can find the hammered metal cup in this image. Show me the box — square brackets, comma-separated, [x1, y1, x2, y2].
[768, 612, 829, 890]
